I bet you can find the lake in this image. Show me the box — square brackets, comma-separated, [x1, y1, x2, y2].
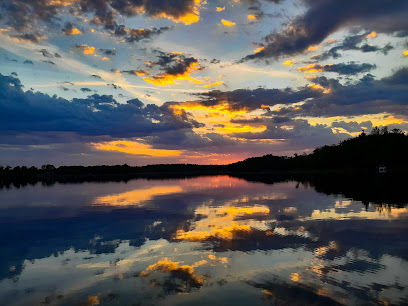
[0, 175, 407, 305]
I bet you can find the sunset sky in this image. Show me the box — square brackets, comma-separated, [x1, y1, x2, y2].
[0, 0, 407, 166]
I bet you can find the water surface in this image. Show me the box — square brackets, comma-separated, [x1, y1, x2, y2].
[1, 175, 407, 305]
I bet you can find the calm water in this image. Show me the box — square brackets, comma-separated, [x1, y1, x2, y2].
[0, 175, 407, 305]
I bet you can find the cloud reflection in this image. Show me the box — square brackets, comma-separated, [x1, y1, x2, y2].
[175, 204, 270, 241]
[92, 186, 183, 206]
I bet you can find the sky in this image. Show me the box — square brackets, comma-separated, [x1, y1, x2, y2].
[0, 0, 408, 166]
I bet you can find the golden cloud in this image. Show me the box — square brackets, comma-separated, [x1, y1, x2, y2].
[216, 7, 225, 12]
[283, 60, 294, 66]
[221, 19, 236, 27]
[171, 102, 246, 118]
[91, 140, 182, 156]
[63, 27, 81, 35]
[307, 45, 319, 51]
[214, 123, 267, 134]
[309, 83, 331, 94]
[204, 81, 223, 88]
[253, 46, 265, 53]
[298, 64, 328, 73]
[366, 31, 377, 38]
[76, 44, 95, 54]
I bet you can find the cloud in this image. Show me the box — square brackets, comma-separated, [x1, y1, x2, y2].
[273, 67, 408, 118]
[193, 86, 322, 112]
[10, 33, 44, 43]
[75, 44, 96, 55]
[312, 33, 395, 60]
[143, 55, 203, 86]
[122, 70, 149, 76]
[114, 26, 172, 43]
[0, 0, 203, 32]
[61, 22, 81, 35]
[221, 19, 236, 27]
[0, 74, 201, 142]
[241, 0, 408, 61]
[92, 140, 182, 157]
[298, 62, 376, 75]
[99, 48, 116, 56]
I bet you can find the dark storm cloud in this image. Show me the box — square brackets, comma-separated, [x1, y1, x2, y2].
[301, 62, 376, 75]
[80, 87, 92, 92]
[0, 74, 201, 142]
[23, 60, 33, 64]
[241, 0, 408, 61]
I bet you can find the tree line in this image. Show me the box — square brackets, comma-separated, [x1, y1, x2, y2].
[1, 126, 408, 187]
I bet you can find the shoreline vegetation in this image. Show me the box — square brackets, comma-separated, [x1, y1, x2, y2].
[2, 127, 408, 187]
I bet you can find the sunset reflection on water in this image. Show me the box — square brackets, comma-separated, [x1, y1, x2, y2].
[0, 175, 407, 305]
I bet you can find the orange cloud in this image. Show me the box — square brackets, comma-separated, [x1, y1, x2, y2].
[171, 102, 246, 118]
[366, 31, 377, 38]
[91, 140, 182, 156]
[307, 45, 319, 51]
[143, 61, 201, 86]
[63, 27, 81, 35]
[298, 64, 326, 73]
[76, 44, 95, 54]
[327, 38, 336, 44]
[253, 46, 265, 53]
[221, 19, 236, 27]
[248, 14, 257, 20]
[214, 123, 267, 134]
[309, 83, 331, 94]
[216, 7, 225, 11]
[403, 50, 408, 57]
